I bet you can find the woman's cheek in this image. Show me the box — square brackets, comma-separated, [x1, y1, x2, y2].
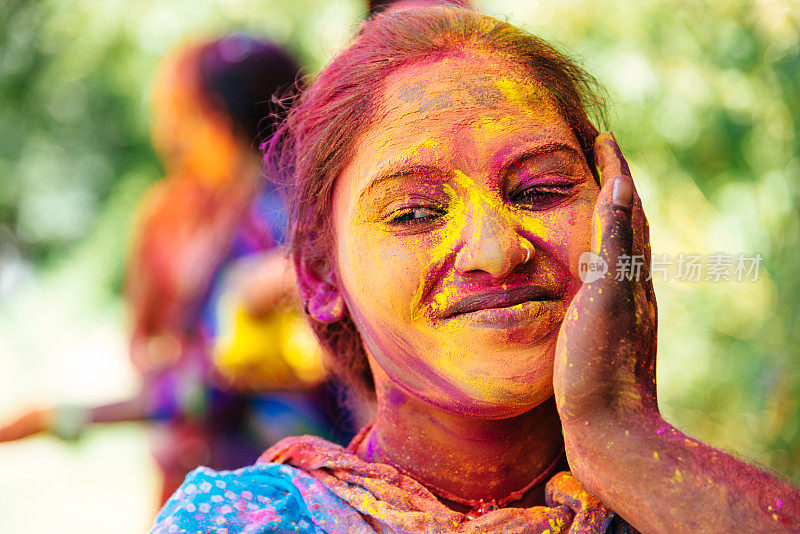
[521, 203, 593, 293]
[520, 210, 572, 267]
[384, 239, 429, 320]
[337, 229, 377, 313]
[562, 202, 596, 294]
[343, 231, 421, 324]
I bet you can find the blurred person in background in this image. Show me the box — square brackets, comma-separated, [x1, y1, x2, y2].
[0, 34, 357, 506]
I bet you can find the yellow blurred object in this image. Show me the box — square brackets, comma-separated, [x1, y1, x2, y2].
[213, 300, 325, 393]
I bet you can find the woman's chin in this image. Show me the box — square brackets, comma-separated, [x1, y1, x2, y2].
[430, 376, 555, 420]
[412, 337, 558, 418]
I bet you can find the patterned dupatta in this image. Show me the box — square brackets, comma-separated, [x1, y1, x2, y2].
[260, 430, 618, 534]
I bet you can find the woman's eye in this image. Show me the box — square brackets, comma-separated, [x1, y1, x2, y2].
[386, 206, 444, 225]
[510, 183, 575, 209]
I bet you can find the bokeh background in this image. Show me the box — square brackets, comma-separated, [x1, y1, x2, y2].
[0, 0, 798, 531]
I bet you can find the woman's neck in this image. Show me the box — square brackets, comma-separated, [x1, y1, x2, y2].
[355, 363, 566, 510]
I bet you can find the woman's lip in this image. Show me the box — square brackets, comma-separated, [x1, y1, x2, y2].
[439, 298, 565, 331]
[437, 285, 561, 319]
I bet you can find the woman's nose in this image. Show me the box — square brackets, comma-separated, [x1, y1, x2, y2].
[453, 200, 531, 280]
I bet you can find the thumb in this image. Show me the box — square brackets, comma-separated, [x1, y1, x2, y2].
[593, 174, 634, 271]
[589, 133, 637, 304]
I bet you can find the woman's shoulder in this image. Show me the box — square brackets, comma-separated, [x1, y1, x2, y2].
[149, 434, 374, 534]
[148, 463, 321, 533]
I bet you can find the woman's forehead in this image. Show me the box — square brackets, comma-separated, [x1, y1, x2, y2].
[381, 52, 551, 115]
[342, 54, 578, 186]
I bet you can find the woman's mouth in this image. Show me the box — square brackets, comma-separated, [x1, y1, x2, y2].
[432, 285, 566, 331]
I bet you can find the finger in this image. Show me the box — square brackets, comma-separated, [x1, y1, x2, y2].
[593, 174, 634, 277]
[555, 174, 636, 420]
[594, 132, 652, 276]
[594, 132, 631, 186]
[591, 132, 634, 265]
[594, 134, 659, 394]
[584, 173, 639, 338]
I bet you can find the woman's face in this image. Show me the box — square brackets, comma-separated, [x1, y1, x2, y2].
[331, 51, 599, 418]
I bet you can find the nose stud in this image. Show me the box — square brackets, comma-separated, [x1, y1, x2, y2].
[519, 237, 534, 264]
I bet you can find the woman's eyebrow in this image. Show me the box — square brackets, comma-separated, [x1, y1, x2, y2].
[358, 163, 443, 203]
[500, 142, 585, 175]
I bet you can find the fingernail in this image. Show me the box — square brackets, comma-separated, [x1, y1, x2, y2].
[612, 176, 633, 210]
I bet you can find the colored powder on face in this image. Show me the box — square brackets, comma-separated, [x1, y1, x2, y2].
[452, 168, 552, 244]
[409, 183, 462, 321]
[336, 52, 594, 411]
[494, 76, 550, 118]
[399, 137, 440, 161]
[454, 170, 487, 248]
[429, 274, 458, 316]
[408, 166, 554, 321]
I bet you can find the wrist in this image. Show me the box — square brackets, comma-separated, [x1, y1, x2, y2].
[562, 406, 666, 482]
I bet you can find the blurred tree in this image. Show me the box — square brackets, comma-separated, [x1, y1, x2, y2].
[1, 0, 157, 270]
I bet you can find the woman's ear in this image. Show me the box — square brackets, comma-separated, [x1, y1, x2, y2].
[296, 252, 345, 324]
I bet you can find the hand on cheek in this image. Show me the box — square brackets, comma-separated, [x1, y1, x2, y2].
[553, 132, 658, 443]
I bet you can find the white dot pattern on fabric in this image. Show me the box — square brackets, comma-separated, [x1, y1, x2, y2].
[147, 463, 362, 534]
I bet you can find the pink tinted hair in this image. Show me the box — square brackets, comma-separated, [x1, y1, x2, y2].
[265, 6, 607, 404]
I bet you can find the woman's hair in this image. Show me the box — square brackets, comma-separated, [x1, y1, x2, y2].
[198, 35, 300, 147]
[151, 35, 300, 161]
[265, 6, 607, 404]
